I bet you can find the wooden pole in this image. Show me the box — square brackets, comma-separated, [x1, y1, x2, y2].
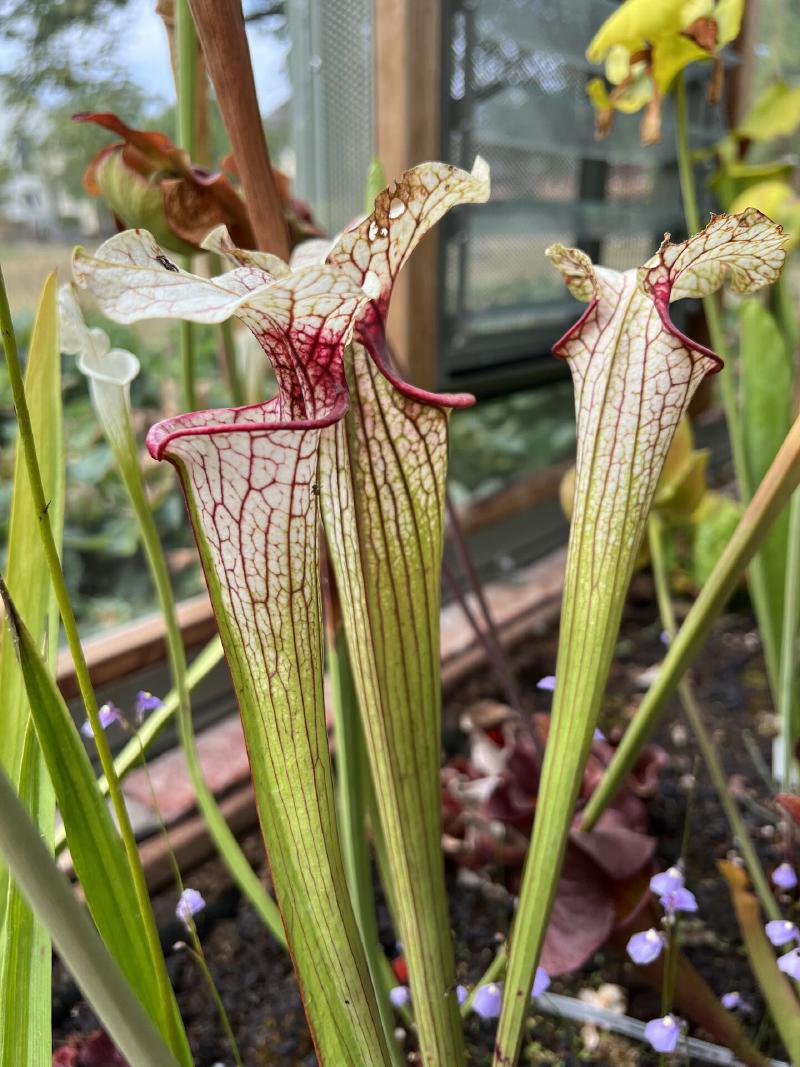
[374, 0, 442, 390]
[188, 0, 290, 258]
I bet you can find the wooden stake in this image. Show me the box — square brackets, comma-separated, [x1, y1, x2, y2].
[188, 0, 290, 258]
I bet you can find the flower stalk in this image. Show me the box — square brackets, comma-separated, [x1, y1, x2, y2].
[0, 760, 183, 1067]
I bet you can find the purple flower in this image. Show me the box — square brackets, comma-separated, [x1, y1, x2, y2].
[389, 985, 410, 1008]
[531, 967, 550, 999]
[536, 675, 556, 693]
[593, 728, 606, 742]
[135, 690, 163, 724]
[772, 863, 798, 891]
[777, 947, 800, 980]
[660, 887, 698, 916]
[660, 630, 671, 646]
[721, 991, 750, 1012]
[80, 702, 122, 738]
[650, 866, 684, 897]
[456, 984, 468, 1005]
[765, 920, 799, 947]
[472, 982, 502, 1019]
[644, 1014, 681, 1053]
[176, 887, 205, 926]
[627, 928, 665, 965]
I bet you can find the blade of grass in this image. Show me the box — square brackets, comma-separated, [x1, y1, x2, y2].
[0, 268, 192, 1065]
[0, 272, 63, 1067]
[0, 581, 190, 1060]
[582, 409, 800, 831]
[0, 761, 182, 1067]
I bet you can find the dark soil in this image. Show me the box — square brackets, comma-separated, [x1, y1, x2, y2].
[53, 579, 792, 1066]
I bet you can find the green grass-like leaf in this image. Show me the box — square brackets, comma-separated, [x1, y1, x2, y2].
[0, 581, 188, 1057]
[0, 273, 63, 1067]
[0, 759, 181, 1067]
[739, 298, 792, 684]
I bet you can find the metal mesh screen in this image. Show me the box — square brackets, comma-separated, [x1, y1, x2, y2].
[438, 0, 725, 397]
[288, 0, 374, 234]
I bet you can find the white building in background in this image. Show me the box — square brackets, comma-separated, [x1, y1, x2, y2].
[0, 109, 101, 240]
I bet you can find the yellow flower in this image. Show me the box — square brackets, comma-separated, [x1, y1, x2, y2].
[586, 0, 744, 142]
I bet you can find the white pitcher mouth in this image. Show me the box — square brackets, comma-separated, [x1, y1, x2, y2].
[78, 347, 140, 387]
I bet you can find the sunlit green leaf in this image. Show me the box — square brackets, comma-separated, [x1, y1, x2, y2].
[738, 81, 800, 142]
[1, 583, 189, 1061]
[0, 273, 63, 1067]
[739, 298, 792, 649]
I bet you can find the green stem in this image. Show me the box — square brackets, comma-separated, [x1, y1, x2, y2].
[209, 253, 246, 406]
[0, 764, 182, 1067]
[0, 268, 189, 1065]
[328, 626, 403, 1067]
[176, 0, 197, 155]
[184, 930, 244, 1067]
[220, 317, 245, 406]
[647, 516, 780, 921]
[779, 491, 800, 787]
[774, 273, 800, 788]
[112, 427, 286, 945]
[459, 944, 507, 1019]
[675, 71, 781, 702]
[179, 318, 197, 412]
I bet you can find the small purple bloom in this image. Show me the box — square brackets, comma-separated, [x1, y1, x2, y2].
[644, 1014, 681, 1053]
[80, 702, 122, 738]
[531, 967, 550, 999]
[176, 887, 205, 926]
[536, 675, 556, 693]
[650, 866, 684, 898]
[456, 984, 468, 1005]
[660, 630, 671, 647]
[772, 863, 798, 891]
[661, 887, 698, 916]
[472, 982, 502, 1019]
[777, 947, 800, 980]
[627, 928, 665, 965]
[593, 728, 606, 742]
[135, 690, 163, 724]
[721, 991, 750, 1012]
[765, 920, 799, 947]
[389, 985, 410, 1008]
